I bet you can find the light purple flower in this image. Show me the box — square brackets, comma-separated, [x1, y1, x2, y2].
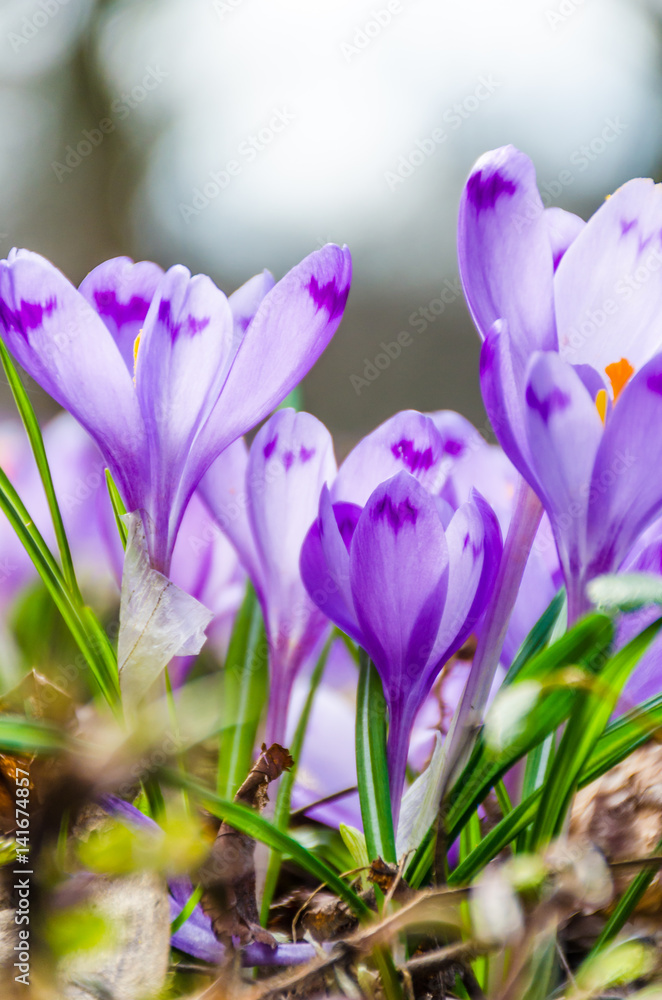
[0, 245, 351, 573]
[459, 145, 662, 619]
[200, 409, 337, 745]
[301, 469, 501, 819]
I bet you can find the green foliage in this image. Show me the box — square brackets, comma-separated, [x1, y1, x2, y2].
[356, 652, 396, 864]
[216, 582, 268, 800]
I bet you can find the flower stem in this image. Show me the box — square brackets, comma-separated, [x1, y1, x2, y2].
[440, 477, 543, 793]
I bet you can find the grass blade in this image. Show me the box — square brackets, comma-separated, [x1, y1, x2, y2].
[105, 469, 128, 549]
[586, 834, 662, 956]
[162, 768, 370, 918]
[260, 631, 333, 923]
[0, 340, 81, 601]
[504, 588, 566, 687]
[0, 474, 120, 709]
[445, 614, 613, 845]
[528, 617, 662, 850]
[356, 652, 396, 864]
[405, 614, 613, 887]
[217, 583, 268, 800]
[0, 714, 67, 752]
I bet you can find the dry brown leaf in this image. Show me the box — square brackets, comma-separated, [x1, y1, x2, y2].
[199, 743, 293, 948]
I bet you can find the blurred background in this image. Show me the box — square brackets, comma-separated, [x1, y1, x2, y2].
[1, 0, 661, 450]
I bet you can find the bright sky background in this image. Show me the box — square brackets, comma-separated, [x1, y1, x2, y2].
[1, 0, 660, 288]
[93, 0, 662, 286]
[1, 0, 661, 431]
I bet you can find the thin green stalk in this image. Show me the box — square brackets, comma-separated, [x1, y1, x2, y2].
[260, 632, 333, 924]
[587, 834, 662, 956]
[0, 476, 120, 709]
[170, 884, 203, 934]
[0, 339, 81, 601]
[163, 768, 370, 918]
[494, 778, 513, 817]
[529, 618, 662, 851]
[356, 652, 396, 865]
[217, 583, 268, 800]
[105, 469, 128, 549]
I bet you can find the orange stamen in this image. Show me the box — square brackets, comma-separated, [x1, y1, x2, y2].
[605, 357, 634, 402]
[596, 388, 607, 424]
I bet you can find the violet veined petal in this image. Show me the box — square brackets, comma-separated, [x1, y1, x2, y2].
[135, 265, 234, 570]
[349, 471, 449, 813]
[300, 487, 363, 644]
[458, 145, 557, 352]
[479, 320, 538, 480]
[427, 409, 516, 521]
[246, 409, 336, 643]
[170, 489, 245, 608]
[432, 491, 502, 669]
[198, 437, 261, 592]
[0, 248, 146, 511]
[78, 256, 164, 372]
[523, 351, 602, 601]
[192, 244, 352, 461]
[556, 178, 662, 373]
[586, 353, 662, 578]
[228, 268, 275, 348]
[349, 472, 448, 699]
[545, 207, 585, 271]
[331, 409, 447, 505]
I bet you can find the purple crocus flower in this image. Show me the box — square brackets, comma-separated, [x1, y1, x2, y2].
[459, 145, 662, 620]
[200, 409, 337, 745]
[429, 410, 562, 665]
[0, 245, 351, 574]
[300, 470, 501, 820]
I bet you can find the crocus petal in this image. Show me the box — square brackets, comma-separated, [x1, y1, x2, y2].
[480, 320, 537, 478]
[0, 248, 146, 510]
[349, 472, 448, 699]
[78, 256, 164, 372]
[288, 674, 361, 829]
[332, 410, 447, 505]
[458, 145, 557, 353]
[432, 492, 501, 670]
[170, 907, 223, 964]
[556, 178, 662, 373]
[198, 437, 260, 589]
[523, 351, 602, 593]
[428, 409, 516, 524]
[545, 207, 585, 271]
[228, 269, 275, 346]
[135, 265, 234, 569]
[587, 352, 662, 577]
[247, 409, 336, 641]
[350, 471, 449, 815]
[300, 487, 362, 643]
[192, 244, 352, 461]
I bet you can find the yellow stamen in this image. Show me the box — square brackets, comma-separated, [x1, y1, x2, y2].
[596, 388, 607, 424]
[133, 332, 142, 385]
[605, 357, 634, 402]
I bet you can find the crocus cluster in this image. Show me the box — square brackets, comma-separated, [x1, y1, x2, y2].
[459, 145, 662, 621]
[2, 146, 662, 853]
